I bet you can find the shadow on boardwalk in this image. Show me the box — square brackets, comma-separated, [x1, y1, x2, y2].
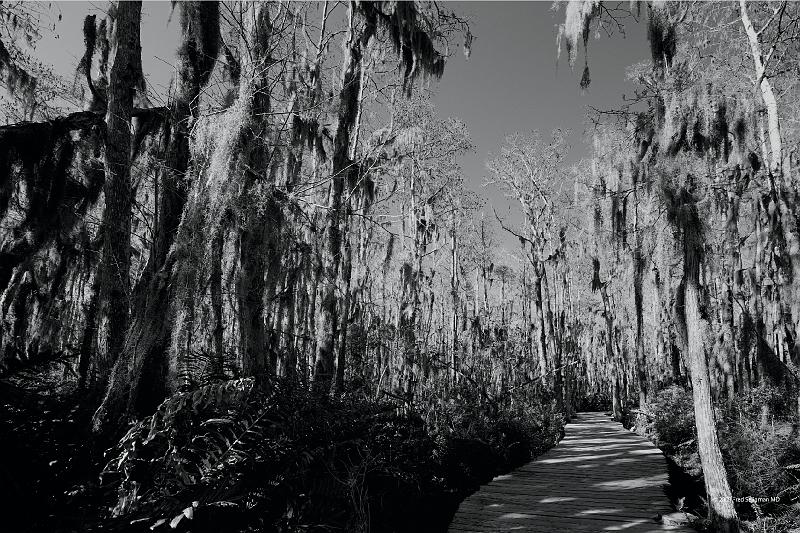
[448, 412, 695, 532]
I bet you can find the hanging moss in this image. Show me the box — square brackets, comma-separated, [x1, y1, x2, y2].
[294, 114, 330, 164]
[609, 192, 628, 246]
[657, 87, 756, 164]
[561, 0, 600, 68]
[661, 180, 705, 282]
[610, 194, 619, 238]
[580, 63, 591, 90]
[362, 1, 447, 96]
[593, 202, 603, 232]
[77, 15, 100, 105]
[590, 257, 602, 292]
[647, 5, 676, 68]
[0, 111, 105, 228]
[0, 104, 170, 377]
[748, 151, 761, 174]
[634, 112, 654, 161]
[97, 18, 110, 77]
[0, 112, 107, 374]
[178, 2, 221, 90]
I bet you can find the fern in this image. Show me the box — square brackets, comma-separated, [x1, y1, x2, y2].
[102, 378, 264, 525]
[102, 378, 373, 530]
[100, 377, 554, 532]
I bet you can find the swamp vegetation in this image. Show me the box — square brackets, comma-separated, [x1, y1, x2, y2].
[0, 1, 799, 532]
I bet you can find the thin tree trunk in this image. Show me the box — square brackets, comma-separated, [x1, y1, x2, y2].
[543, 266, 563, 414]
[450, 215, 459, 387]
[77, 274, 101, 392]
[685, 277, 739, 532]
[312, 3, 372, 394]
[210, 226, 224, 377]
[600, 284, 622, 420]
[335, 212, 354, 393]
[99, 0, 141, 385]
[633, 188, 647, 407]
[739, 0, 781, 176]
[533, 261, 548, 377]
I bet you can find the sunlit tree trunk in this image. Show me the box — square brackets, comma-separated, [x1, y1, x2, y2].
[686, 265, 739, 532]
[313, 2, 372, 393]
[335, 210, 354, 393]
[673, 189, 739, 532]
[233, 3, 276, 387]
[599, 281, 622, 420]
[450, 213, 459, 387]
[532, 261, 548, 378]
[740, 0, 800, 367]
[543, 266, 563, 413]
[632, 188, 647, 407]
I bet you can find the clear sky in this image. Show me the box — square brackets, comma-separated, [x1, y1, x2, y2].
[36, 1, 649, 249]
[430, 1, 649, 248]
[39, 2, 180, 106]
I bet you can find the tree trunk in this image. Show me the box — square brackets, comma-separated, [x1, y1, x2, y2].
[231, 3, 277, 387]
[600, 283, 622, 420]
[238, 217, 267, 381]
[685, 278, 739, 532]
[632, 187, 647, 407]
[450, 215, 459, 387]
[720, 179, 742, 403]
[77, 274, 101, 392]
[210, 226, 224, 378]
[543, 266, 563, 414]
[92, 1, 219, 432]
[676, 189, 739, 532]
[533, 261, 548, 377]
[312, 2, 372, 394]
[335, 212, 354, 393]
[99, 0, 141, 385]
[739, 0, 781, 176]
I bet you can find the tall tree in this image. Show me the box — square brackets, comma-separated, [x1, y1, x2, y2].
[665, 183, 738, 532]
[487, 130, 571, 414]
[93, 1, 220, 431]
[99, 1, 142, 385]
[312, 1, 448, 393]
[311, 0, 369, 393]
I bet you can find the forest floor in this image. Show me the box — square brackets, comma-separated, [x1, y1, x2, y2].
[0, 382, 99, 532]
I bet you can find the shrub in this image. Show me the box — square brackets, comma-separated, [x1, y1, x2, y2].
[648, 385, 697, 455]
[640, 383, 800, 529]
[732, 384, 796, 421]
[577, 392, 611, 412]
[718, 388, 800, 522]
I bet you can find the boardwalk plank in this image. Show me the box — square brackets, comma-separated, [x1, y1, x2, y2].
[448, 412, 694, 532]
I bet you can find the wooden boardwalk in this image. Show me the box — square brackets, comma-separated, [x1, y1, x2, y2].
[449, 412, 694, 532]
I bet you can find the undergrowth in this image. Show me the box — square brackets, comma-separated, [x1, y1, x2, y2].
[1, 377, 562, 533]
[631, 384, 800, 533]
